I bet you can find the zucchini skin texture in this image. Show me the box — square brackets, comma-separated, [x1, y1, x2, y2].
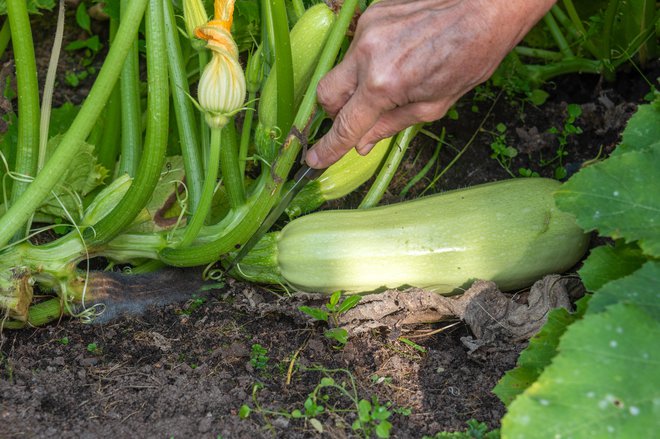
[276, 178, 589, 294]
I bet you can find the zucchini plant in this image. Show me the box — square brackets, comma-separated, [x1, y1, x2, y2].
[0, 0, 622, 328]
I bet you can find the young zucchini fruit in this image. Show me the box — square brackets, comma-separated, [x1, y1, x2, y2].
[286, 136, 393, 218]
[235, 178, 589, 294]
[255, 3, 336, 162]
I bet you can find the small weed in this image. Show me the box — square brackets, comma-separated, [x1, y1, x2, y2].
[240, 368, 401, 438]
[57, 336, 70, 346]
[177, 295, 206, 316]
[86, 342, 99, 354]
[518, 167, 540, 178]
[423, 419, 499, 438]
[544, 103, 583, 179]
[370, 374, 393, 385]
[299, 291, 361, 349]
[486, 123, 518, 177]
[249, 344, 269, 371]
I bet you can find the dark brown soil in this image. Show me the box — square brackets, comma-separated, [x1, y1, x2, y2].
[1, 7, 657, 439]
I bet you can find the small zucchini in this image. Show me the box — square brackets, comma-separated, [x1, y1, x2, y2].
[237, 178, 589, 294]
[256, 3, 336, 162]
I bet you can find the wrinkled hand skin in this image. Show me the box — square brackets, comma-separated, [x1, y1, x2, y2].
[306, 0, 556, 168]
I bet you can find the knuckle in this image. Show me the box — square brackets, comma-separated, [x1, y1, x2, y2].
[332, 112, 358, 143]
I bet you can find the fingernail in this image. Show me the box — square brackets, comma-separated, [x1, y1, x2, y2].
[357, 143, 374, 155]
[306, 149, 320, 168]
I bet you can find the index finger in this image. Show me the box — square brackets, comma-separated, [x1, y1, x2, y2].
[306, 88, 387, 168]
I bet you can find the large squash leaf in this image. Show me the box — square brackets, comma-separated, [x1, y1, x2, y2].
[587, 260, 660, 321]
[578, 242, 646, 292]
[493, 297, 587, 406]
[502, 303, 660, 438]
[555, 143, 660, 257]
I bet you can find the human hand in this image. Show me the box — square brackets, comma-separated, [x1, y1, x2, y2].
[306, 0, 555, 168]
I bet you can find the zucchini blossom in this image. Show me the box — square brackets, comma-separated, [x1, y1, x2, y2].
[196, 0, 246, 129]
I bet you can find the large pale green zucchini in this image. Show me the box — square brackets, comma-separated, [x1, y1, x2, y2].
[238, 178, 589, 294]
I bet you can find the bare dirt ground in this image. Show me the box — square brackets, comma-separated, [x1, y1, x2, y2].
[1, 8, 657, 439]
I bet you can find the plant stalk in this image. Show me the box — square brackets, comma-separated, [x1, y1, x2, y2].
[359, 124, 420, 208]
[158, 0, 359, 266]
[117, 0, 143, 177]
[0, 0, 149, 249]
[164, 0, 204, 214]
[270, 0, 294, 135]
[84, 0, 169, 246]
[6, 0, 41, 238]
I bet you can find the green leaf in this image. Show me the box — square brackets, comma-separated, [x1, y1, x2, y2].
[554, 144, 660, 257]
[48, 103, 80, 137]
[615, 104, 660, 156]
[502, 303, 660, 438]
[337, 295, 361, 314]
[238, 404, 251, 419]
[357, 399, 372, 423]
[0, 0, 55, 15]
[376, 420, 392, 438]
[324, 328, 348, 346]
[587, 260, 660, 321]
[578, 242, 646, 292]
[75, 2, 91, 33]
[38, 136, 107, 221]
[126, 156, 187, 233]
[329, 290, 341, 308]
[493, 297, 587, 405]
[298, 306, 328, 322]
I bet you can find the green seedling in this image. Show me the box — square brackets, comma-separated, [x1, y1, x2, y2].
[424, 419, 499, 438]
[249, 343, 269, 371]
[518, 167, 540, 178]
[487, 123, 518, 177]
[299, 290, 361, 348]
[86, 342, 98, 353]
[544, 103, 582, 179]
[57, 336, 69, 345]
[240, 367, 401, 438]
[177, 295, 206, 316]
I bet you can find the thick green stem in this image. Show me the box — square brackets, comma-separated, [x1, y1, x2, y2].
[545, 7, 574, 58]
[525, 58, 603, 84]
[177, 128, 222, 248]
[270, 0, 294, 134]
[359, 125, 420, 208]
[84, 0, 168, 246]
[158, 0, 359, 266]
[117, 0, 143, 177]
[0, 0, 149, 249]
[559, 0, 600, 58]
[220, 122, 245, 208]
[514, 46, 564, 62]
[96, 7, 122, 174]
[239, 92, 257, 177]
[290, 0, 305, 22]
[7, 0, 40, 234]
[164, 0, 203, 214]
[198, 50, 211, 167]
[0, 19, 10, 60]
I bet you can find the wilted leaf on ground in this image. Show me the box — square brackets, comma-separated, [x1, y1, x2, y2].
[502, 303, 660, 438]
[578, 242, 646, 292]
[555, 144, 660, 257]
